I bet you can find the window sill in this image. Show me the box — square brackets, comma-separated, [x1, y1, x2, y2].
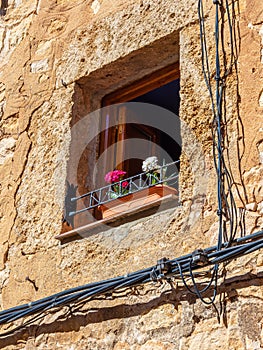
[56, 192, 178, 242]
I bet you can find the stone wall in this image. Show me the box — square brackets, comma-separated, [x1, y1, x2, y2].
[0, 0, 262, 349]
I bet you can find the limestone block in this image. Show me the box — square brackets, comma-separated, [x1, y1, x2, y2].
[0, 82, 5, 101]
[243, 166, 263, 203]
[113, 342, 130, 350]
[11, 131, 31, 181]
[30, 59, 49, 73]
[0, 137, 16, 164]
[258, 140, 263, 164]
[257, 201, 263, 216]
[139, 341, 175, 350]
[91, 0, 101, 15]
[259, 90, 263, 108]
[246, 202, 257, 211]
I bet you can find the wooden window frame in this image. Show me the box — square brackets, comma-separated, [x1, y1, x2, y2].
[102, 62, 180, 105]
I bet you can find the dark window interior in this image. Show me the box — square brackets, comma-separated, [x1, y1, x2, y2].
[132, 79, 180, 115]
[130, 78, 181, 172]
[99, 71, 181, 188]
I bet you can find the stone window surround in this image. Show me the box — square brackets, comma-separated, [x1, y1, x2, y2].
[59, 31, 197, 241]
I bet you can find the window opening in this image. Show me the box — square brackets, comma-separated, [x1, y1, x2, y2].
[66, 65, 181, 227]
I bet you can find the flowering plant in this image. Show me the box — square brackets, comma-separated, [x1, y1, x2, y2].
[104, 170, 129, 199]
[142, 156, 161, 185]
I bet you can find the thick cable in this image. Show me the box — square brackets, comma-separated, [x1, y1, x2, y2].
[0, 231, 262, 336]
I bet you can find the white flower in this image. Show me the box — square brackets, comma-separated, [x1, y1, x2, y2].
[142, 156, 161, 172]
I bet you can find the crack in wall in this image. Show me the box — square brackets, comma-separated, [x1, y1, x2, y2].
[3, 133, 32, 262]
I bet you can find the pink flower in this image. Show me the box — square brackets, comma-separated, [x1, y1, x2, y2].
[104, 170, 127, 183]
[104, 171, 112, 183]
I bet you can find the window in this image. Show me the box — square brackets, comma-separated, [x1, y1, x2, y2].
[62, 63, 181, 235]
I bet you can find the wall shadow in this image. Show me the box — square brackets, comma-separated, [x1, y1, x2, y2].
[0, 271, 262, 347]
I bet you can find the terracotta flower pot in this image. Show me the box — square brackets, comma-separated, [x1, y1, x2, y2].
[98, 184, 178, 219]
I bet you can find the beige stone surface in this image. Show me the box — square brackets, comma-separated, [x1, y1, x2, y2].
[0, 0, 262, 349]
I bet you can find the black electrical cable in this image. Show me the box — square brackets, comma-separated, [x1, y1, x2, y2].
[199, 0, 240, 247]
[198, 0, 216, 116]
[198, 0, 241, 248]
[189, 260, 218, 305]
[198, 0, 224, 306]
[0, 228, 258, 333]
[0, 230, 262, 337]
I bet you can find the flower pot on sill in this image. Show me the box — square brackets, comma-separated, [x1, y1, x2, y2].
[98, 184, 178, 219]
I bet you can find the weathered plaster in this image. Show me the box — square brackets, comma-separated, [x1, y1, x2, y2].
[0, 0, 262, 348]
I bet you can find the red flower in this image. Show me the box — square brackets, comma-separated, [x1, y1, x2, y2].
[104, 170, 127, 183]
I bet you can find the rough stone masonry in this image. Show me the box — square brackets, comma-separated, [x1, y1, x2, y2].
[0, 0, 262, 349]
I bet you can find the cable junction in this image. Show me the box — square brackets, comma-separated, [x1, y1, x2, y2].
[0, 230, 262, 336]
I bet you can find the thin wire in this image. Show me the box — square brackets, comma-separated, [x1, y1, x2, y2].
[189, 259, 218, 305]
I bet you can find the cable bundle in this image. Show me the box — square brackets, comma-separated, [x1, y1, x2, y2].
[198, 0, 240, 247]
[198, 0, 242, 303]
[0, 231, 262, 336]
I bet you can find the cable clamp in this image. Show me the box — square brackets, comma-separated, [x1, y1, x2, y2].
[214, 75, 222, 81]
[150, 257, 172, 281]
[192, 249, 209, 266]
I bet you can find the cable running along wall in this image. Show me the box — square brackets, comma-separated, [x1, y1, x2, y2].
[197, 0, 243, 303]
[0, 231, 262, 337]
